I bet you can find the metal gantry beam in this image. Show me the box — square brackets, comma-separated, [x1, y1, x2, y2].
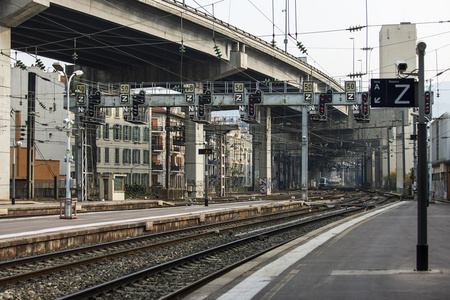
[70, 82, 366, 113]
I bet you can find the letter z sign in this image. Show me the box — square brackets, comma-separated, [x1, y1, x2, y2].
[370, 79, 415, 107]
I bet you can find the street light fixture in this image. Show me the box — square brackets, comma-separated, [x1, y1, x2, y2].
[52, 62, 83, 218]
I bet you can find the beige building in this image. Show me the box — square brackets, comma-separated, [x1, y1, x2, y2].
[95, 106, 185, 191]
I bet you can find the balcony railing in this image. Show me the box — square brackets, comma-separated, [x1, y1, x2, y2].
[170, 165, 181, 171]
[152, 163, 164, 170]
[152, 144, 164, 151]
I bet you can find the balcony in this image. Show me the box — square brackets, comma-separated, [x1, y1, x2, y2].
[152, 143, 164, 152]
[152, 125, 163, 132]
[170, 165, 182, 172]
[152, 163, 164, 171]
[171, 146, 181, 153]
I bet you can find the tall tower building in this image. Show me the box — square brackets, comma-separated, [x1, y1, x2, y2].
[379, 23, 417, 78]
[378, 23, 417, 193]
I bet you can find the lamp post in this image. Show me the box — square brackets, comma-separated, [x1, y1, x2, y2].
[52, 62, 83, 217]
[11, 140, 22, 205]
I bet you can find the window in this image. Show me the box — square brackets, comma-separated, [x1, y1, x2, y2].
[133, 126, 140, 143]
[105, 107, 111, 117]
[123, 125, 131, 141]
[143, 150, 150, 165]
[103, 123, 110, 140]
[123, 149, 131, 164]
[132, 173, 140, 185]
[114, 107, 120, 118]
[142, 173, 149, 187]
[143, 127, 150, 142]
[133, 149, 140, 164]
[97, 147, 101, 163]
[115, 148, 120, 164]
[96, 126, 101, 139]
[105, 147, 110, 164]
[113, 125, 122, 141]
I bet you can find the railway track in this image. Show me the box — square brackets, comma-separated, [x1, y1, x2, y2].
[0, 193, 396, 299]
[59, 207, 366, 300]
[0, 205, 335, 284]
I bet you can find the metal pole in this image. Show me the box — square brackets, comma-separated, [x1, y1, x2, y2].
[350, 37, 355, 75]
[413, 109, 417, 199]
[205, 152, 208, 207]
[387, 126, 391, 191]
[12, 141, 16, 205]
[301, 106, 308, 201]
[65, 73, 76, 217]
[402, 110, 406, 196]
[416, 41, 428, 271]
[284, 0, 288, 53]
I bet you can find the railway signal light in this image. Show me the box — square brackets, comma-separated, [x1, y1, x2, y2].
[248, 104, 255, 117]
[198, 105, 205, 117]
[249, 89, 262, 104]
[361, 92, 369, 117]
[247, 89, 262, 121]
[319, 94, 326, 118]
[199, 90, 212, 105]
[198, 90, 211, 120]
[424, 91, 431, 116]
[132, 90, 145, 117]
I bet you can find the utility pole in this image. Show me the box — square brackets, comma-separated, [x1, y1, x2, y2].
[416, 41, 428, 271]
[284, 0, 288, 53]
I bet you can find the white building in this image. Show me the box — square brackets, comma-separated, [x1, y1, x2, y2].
[377, 23, 417, 193]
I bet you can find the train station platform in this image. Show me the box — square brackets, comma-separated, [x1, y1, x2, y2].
[0, 198, 306, 259]
[187, 200, 450, 300]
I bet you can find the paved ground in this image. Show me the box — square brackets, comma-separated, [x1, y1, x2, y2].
[186, 201, 450, 300]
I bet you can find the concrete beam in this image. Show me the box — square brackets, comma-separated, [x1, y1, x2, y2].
[0, 0, 49, 27]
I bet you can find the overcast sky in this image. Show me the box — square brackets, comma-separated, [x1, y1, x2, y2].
[185, 0, 450, 117]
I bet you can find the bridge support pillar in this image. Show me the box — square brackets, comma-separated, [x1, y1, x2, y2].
[183, 108, 205, 198]
[0, 26, 11, 200]
[253, 107, 271, 195]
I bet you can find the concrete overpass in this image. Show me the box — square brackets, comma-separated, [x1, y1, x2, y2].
[0, 0, 352, 200]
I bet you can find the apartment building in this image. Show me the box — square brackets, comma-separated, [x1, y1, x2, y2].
[95, 106, 185, 190]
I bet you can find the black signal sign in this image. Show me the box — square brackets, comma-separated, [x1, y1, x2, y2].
[370, 79, 415, 107]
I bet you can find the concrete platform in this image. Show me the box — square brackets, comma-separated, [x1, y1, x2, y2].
[186, 201, 450, 300]
[0, 199, 308, 259]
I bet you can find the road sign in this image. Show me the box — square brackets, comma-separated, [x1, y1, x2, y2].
[303, 81, 313, 92]
[77, 95, 86, 105]
[304, 92, 312, 102]
[185, 94, 194, 102]
[119, 84, 130, 104]
[234, 82, 244, 93]
[370, 79, 415, 107]
[346, 92, 355, 101]
[120, 84, 130, 94]
[77, 84, 86, 94]
[345, 81, 356, 92]
[184, 83, 195, 93]
[234, 93, 243, 102]
[120, 94, 129, 103]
